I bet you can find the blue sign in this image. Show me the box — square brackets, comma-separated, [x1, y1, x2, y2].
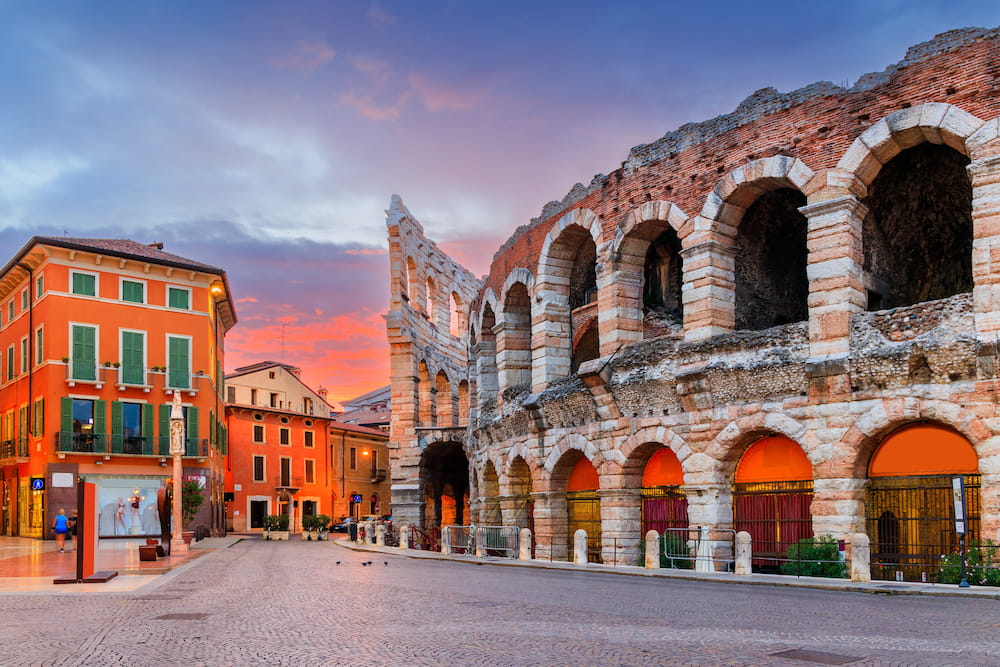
[30, 477, 45, 491]
[351, 494, 362, 503]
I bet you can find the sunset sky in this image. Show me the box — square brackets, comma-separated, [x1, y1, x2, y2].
[3, 1, 1000, 402]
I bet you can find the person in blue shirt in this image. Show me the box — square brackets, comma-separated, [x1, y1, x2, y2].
[52, 509, 69, 552]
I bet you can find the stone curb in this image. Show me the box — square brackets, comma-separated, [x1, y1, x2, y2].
[334, 538, 1000, 600]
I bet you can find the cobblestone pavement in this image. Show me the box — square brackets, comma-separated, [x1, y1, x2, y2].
[2, 538, 999, 666]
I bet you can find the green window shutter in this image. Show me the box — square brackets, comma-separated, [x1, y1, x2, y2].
[142, 404, 154, 453]
[168, 288, 189, 309]
[110, 401, 122, 453]
[72, 273, 95, 296]
[93, 400, 106, 442]
[72, 325, 96, 381]
[121, 331, 144, 384]
[122, 280, 144, 303]
[209, 410, 216, 447]
[159, 404, 170, 455]
[168, 337, 189, 388]
[61, 397, 73, 435]
[187, 406, 199, 443]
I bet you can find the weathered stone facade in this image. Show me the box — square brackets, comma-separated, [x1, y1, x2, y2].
[386, 27, 1000, 571]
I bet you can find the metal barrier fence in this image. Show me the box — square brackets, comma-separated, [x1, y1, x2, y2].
[442, 525, 475, 554]
[383, 522, 399, 547]
[660, 527, 737, 572]
[475, 525, 520, 558]
[408, 525, 441, 552]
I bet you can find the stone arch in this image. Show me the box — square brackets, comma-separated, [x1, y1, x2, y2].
[435, 369, 454, 427]
[707, 412, 813, 483]
[542, 432, 607, 484]
[406, 256, 420, 310]
[607, 201, 691, 345]
[838, 398, 997, 480]
[416, 359, 434, 427]
[699, 156, 816, 227]
[618, 424, 692, 488]
[835, 103, 985, 187]
[497, 275, 533, 396]
[537, 207, 604, 281]
[480, 459, 502, 524]
[456, 379, 469, 426]
[477, 288, 498, 334]
[475, 295, 499, 418]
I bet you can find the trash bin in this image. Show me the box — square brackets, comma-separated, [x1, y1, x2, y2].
[348, 522, 358, 541]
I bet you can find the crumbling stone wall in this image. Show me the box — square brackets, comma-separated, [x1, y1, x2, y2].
[387, 27, 1000, 560]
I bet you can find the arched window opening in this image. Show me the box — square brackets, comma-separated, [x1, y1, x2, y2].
[499, 283, 532, 392]
[733, 434, 813, 573]
[643, 228, 683, 324]
[569, 236, 598, 310]
[481, 461, 501, 525]
[449, 292, 462, 337]
[425, 275, 436, 323]
[476, 304, 499, 419]
[863, 143, 972, 310]
[435, 371, 453, 427]
[457, 380, 469, 426]
[571, 321, 600, 373]
[420, 441, 469, 529]
[866, 423, 980, 582]
[417, 361, 434, 427]
[406, 256, 419, 306]
[735, 188, 809, 330]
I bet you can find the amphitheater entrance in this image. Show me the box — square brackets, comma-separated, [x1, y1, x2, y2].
[562, 455, 601, 563]
[480, 461, 502, 525]
[732, 434, 814, 573]
[420, 441, 469, 528]
[640, 447, 687, 536]
[865, 423, 980, 583]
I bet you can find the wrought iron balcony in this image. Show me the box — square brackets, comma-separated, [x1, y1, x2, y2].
[370, 468, 388, 483]
[56, 432, 107, 454]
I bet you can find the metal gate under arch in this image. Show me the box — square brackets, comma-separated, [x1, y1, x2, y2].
[733, 480, 813, 572]
[566, 490, 601, 563]
[641, 486, 688, 535]
[866, 474, 981, 583]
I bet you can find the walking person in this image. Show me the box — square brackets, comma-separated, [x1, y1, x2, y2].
[52, 509, 69, 552]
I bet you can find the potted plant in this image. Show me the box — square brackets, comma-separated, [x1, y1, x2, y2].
[316, 514, 331, 541]
[263, 514, 290, 540]
[181, 479, 204, 545]
[301, 514, 319, 540]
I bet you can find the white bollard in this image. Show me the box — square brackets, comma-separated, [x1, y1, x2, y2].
[441, 525, 452, 555]
[734, 531, 752, 575]
[399, 524, 409, 550]
[364, 521, 374, 545]
[645, 530, 660, 569]
[375, 524, 385, 546]
[850, 532, 871, 582]
[519, 528, 532, 560]
[573, 529, 588, 565]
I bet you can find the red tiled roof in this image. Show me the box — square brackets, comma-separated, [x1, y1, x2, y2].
[34, 237, 224, 274]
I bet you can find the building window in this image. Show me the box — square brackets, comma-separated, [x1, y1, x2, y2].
[253, 455, 265, 482]
[253, 424, 264, 443]
[350, 447, 357, 470]
[371, 449, 378, 474]
[7, 301, 14, 321]
[166, 335, 190, 388]
[227, 386, 235, 403]
[250, 389, 258, 405]
[268, 371, 276, 379]
[120, 402, 144, 453]
[35, 274, 44, 299]
[303, 397, 312, 414]
[270, 393, 278, 408]
[167, 286, 190, 310]
[20, 289, 28, 310]
[70, 324, 97, 381]
[280, 457, 291, 486]
[279, 428, 290, 446]
[20, 337, 28, 376]
[120, 330, 145, 385]
[5, 345, 13, 382]
[71, 272, 97, 297]
[34, 327, 43, 366]
[31, 397, 44, 436]
[121, 279, 145, 304]
[305, 459, 315, 484]
[304, 431, 314, 448]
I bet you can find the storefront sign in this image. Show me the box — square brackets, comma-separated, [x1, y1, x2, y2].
[952, 476, 966, 535]
[51, 473, 74, 488]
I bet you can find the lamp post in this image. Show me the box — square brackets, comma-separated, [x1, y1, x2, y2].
[170, 391, 189, 554]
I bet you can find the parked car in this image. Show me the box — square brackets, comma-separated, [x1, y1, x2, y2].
[332, 517, 354, 533]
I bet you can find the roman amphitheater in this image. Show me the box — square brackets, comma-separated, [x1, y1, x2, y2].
[385, 27, 1000, 580]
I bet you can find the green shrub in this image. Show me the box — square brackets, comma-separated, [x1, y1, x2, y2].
[938, 540, 1000, 586]
[263, 514, 289, 531]
[780, 535, 846, 578]
[302, 514, 332, 532]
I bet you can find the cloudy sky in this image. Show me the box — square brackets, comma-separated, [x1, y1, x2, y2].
[3, 1, 999, 402]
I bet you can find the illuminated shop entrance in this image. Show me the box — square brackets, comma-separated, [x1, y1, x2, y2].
[733, 435, 813, 572]
[866, 423, 980, 583]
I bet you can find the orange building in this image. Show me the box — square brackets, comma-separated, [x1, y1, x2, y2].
[0, 237, 236, 539]
[225, 361, 389, 532]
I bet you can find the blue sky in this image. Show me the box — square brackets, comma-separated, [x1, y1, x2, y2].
[2, 1, 999, 400]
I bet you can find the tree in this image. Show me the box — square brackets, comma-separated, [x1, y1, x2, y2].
[181, 480, 204, 529]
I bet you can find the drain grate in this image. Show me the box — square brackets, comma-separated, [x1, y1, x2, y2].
[153, 613, 209, 620]
[770, 649, 858, 665]
[134, 595, 182, 601]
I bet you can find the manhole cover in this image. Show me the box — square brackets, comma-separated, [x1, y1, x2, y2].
[770, 649, 857, 665]
[153, 613, 209, 620]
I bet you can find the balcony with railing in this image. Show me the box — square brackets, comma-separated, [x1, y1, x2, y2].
[56, 432, 108, 454]
[0, 438, 28, 459]
[274, 476, 304, 492]
[371, 468, 388, 483]
[56, 432, 208, 458]
[64, 362, 205, 395]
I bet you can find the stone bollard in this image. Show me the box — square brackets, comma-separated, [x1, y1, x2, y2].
[573, 529, 588, 565]
[475, 529, 485, 558]
[734, 531, 752, 575]
[519, 528, 532, 560]
[850, 532, 871, 582]
[441, 526, 452, 555]
[364, 521, 374, 545]
[645, 530, 660, 569]
[399, 524, 409, 550]
[375, 524, 385, 547]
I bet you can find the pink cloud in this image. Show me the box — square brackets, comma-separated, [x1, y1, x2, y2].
[352, 58, 392, 84]
[405, 72, 486, 112]
[339, 91, 400, 121]
[366, 1, 397, 28]
[270, 41, 336, 72]
[237, 296, 259, 303]
[344, 247, 386, 256]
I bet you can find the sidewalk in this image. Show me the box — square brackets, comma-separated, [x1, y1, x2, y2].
[0, 534, 244, 594]
[336, 537, 1000, 601]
